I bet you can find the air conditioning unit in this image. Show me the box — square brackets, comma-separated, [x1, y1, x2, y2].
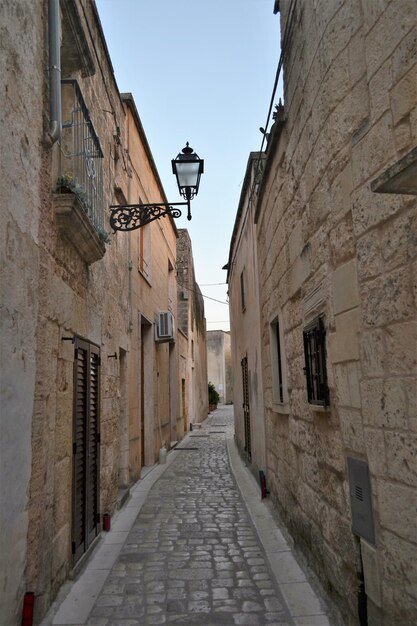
[155, 311, 175, 342]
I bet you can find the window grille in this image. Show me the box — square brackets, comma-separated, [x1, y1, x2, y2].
[303, 317, 329, 406]
[275, 319, 284, 403]
[60, 79, 104, 233]
[270, 315, 286, 405]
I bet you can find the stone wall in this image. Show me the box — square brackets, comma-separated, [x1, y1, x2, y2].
[22, 1, 131, 619]
[255, 1, 416, 624]
[0, 1, 45, 622]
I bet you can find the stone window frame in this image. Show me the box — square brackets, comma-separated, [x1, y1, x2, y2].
[240, 268, 246, 312]
[269, 312, 289, 412]
[137, 196, 152, 283]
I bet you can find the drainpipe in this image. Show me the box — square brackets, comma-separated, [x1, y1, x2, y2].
[48, 0, 61, 145]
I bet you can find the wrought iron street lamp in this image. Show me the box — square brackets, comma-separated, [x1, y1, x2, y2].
[110, 142, 204, 232]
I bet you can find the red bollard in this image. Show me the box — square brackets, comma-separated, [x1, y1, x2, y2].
[21, 592, 35, 626]
[103, 513, 111, 531]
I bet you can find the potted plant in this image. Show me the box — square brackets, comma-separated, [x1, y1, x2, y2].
[56, 173, 90, 210]
[208, 381, 220, 412]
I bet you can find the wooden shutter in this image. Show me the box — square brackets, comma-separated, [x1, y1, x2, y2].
[72, 338, 100, 563]
[241, 356, 251, 460]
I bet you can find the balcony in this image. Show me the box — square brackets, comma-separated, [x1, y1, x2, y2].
[54, 79, 106, 263]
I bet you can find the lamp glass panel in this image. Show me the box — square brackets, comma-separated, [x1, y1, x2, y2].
[175, 161, 200, 188]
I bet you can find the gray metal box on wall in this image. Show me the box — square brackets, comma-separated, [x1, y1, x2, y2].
[347, 457, 376, 545]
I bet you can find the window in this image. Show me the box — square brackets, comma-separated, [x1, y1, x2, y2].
[303, 316, 329, 406]
[270, 315, 286, 404]
[240, 269, 246, 311]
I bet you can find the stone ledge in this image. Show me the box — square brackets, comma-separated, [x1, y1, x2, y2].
[370, 145, 417, 195]
[53, 193, 106, 265]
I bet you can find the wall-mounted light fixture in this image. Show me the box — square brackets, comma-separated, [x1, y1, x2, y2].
[109, 142, 204, 232]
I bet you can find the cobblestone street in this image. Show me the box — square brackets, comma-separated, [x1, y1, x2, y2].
[44, 406, 332, 626]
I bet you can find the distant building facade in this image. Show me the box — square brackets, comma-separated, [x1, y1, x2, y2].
[230, 1, 417, 625]
[227, 153, 267, 477]
[177, 229, 208, 432]
[207, 330, 233, 404]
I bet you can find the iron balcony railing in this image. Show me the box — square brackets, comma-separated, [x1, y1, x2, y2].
[59, 79, 104, 233]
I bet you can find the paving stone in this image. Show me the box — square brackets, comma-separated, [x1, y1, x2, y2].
[81, 409, 298, 626]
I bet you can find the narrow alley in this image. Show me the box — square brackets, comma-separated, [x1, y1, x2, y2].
[42, 406, 333, 626]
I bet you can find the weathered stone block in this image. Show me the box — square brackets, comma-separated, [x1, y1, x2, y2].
[333, 363, 351, 407]
[364, 0, 416, 78]
[361, 539, 382, 608]
[381, 210, 416, 272]
[339, 407, 364, 452]
[407, 379, 417, 433]
[348, 30, 367, 86]
[377, 480, 417, 542]
[332, 259, 359, 315]
[357, 229, 382, 280]
[53, 458, 71, 531]
[361, 329, 385, 377]
[299, 452, 320, 493]
[351, 183, 409, 237]
[54, 391, 72, 462]
[390, 68, 417, 125]
[329, 215, 355, 265]
[328, 78, 370, 157]
[369, 59, 392, 119]
[385, 430, 417, 487]
[364, 427, 387, 477]
[346, 362, 362, 408]
[360, 266, 415, 327]
[361, 378, 408, 430]
[352, 112, 395, 189]
[328, 163, 353, 226]
[329, 308, 360, 363]
[320, 0, 362, 77]
[316, 426, 345, 473]
[380, 530, 417, 601]
[385, 321, 417, 375]
[393, 117, 412, 153]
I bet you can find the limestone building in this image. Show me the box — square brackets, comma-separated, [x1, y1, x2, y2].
[229, 1, 417, 624]
[0, 1, 206, 623]
[206, 330, 233, 404]
[176, 229, 208, 432]
[226, 153, 267, 478]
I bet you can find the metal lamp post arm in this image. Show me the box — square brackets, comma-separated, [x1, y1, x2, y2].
[109, 200, 190, 232]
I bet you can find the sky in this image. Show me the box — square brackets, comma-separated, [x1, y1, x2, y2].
[95, 0, 281, 332]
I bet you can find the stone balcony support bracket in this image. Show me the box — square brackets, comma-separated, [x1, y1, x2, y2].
[53, 193, 106, 264]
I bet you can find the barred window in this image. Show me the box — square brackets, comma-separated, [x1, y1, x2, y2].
[271, 317, 284, 403]
[303, 317, 329, 406]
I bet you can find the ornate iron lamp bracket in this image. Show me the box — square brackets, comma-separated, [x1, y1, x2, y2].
[109, 201, 190, 232]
